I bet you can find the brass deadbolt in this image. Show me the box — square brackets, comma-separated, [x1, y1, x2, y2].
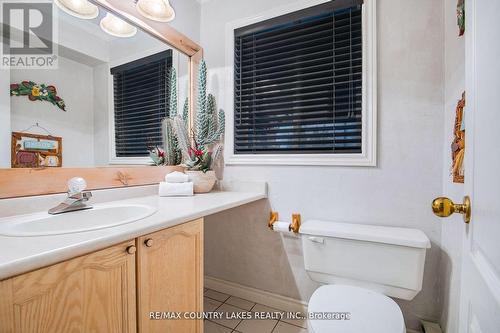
[432, 196, 471, 224]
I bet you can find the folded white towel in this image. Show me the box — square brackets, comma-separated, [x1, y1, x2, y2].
[165, 171, 189, 183]
[159, 182, 194, 197]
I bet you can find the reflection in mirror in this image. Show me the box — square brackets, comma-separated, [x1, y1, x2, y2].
[2, 4, 189, 168]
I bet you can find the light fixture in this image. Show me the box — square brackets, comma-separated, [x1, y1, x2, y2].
[100, 13, 138, 38]
[136, 0, 175, 23]
[54, 0, 99, 20]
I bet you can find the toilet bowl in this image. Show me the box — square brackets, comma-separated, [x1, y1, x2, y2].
[307, 285, 405, 333]
[300, 220, 431, 333]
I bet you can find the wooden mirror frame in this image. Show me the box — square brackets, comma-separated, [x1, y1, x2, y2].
[0, 0, 203, 199]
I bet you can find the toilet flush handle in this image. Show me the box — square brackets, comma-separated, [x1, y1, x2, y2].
[308, 236, 324, 244]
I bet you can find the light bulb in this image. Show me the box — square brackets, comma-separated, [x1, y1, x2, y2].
[100, 13, 138, 38]
[136, 0, 175, 23]
[54, 0, 99, 20]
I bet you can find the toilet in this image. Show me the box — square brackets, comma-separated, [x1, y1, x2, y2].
[300, 220, 431, 333]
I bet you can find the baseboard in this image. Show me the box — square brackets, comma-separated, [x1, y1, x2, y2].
[204, 276, 308, 313]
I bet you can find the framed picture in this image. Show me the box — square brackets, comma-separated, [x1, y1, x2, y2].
[11, 132, 63, 168]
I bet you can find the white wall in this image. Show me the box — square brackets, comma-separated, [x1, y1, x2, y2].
[170, 0, 201, 44]
[439, 0, 466, 332]
[58, 15, 110, 62]
[201, 0, 445, 329]
[10, 57, 96, 167]
[93, 63, 111, 166]
[0, 52, 10, 167]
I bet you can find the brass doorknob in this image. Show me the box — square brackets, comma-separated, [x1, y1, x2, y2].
[126, 245, 137, 254]
[144, 238, 153, 247]
[432, 196, 471, 224]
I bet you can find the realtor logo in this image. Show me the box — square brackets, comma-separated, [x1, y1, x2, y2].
[1, 0, 58, 68]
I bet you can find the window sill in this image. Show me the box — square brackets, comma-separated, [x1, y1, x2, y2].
[225, 154, 376, 167]
[108, 157, 152, 165]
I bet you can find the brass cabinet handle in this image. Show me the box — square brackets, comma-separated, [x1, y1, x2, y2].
[432, 196, 471, 224]
[126, 245, 137, 255]
[144, 238, 154, 247]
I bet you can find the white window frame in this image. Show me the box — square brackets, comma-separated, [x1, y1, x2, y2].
[224, 0, 377, 166]
[108, 48, 179, 165]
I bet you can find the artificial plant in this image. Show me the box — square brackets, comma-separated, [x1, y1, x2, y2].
[149, 67, 189, 166]
[171, 60, 225, 172]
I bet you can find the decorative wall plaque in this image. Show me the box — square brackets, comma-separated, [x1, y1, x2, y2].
[11, 132, 63, 168]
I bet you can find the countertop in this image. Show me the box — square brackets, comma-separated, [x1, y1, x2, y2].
[0, 182, 267, 280]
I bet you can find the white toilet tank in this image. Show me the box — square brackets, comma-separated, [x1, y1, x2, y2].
[300, 220, 431, 300]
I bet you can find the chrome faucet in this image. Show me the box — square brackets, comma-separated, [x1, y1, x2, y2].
[48, 177, 93, 215]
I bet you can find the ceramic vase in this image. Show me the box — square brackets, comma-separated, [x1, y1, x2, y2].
[186, 170, 217, 193]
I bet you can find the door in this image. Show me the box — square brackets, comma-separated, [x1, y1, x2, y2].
[460, 0, 500, 331]
[0, 241, 137, 333]
[137, 219, 203, 333]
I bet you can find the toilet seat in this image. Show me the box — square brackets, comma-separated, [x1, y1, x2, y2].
[307, 285, 405, 333]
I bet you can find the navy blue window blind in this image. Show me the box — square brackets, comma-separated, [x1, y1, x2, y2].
[111, 50, 172, 157]
[234, 0, 363, 154]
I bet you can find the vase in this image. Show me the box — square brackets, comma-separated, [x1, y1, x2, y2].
[186, 170, 217, 193]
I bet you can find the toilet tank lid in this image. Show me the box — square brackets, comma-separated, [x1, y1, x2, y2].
[300, 220, 431, 249]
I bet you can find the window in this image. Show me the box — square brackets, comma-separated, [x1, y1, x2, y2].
[110, 50, 172, 158]
[229, 0, 376, 166]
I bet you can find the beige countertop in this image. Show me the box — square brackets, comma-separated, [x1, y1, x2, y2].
[0, 181, 267, 280]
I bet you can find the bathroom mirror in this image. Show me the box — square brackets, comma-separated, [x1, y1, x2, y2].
[0, 0, 202, 198]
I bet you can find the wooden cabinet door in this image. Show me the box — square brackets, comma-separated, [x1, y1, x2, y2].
[137, 219, 203, 333]
[0, 241, 137, 333]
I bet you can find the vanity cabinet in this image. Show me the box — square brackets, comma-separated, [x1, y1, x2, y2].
[137, 218, 203, 333]
[0, 219, 203, 333]
[0, 240, 137, 333]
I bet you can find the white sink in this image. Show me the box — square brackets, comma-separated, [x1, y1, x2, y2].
[0, 204, 157, 237]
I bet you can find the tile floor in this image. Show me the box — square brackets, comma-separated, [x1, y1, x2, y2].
[204, 288, 308, 333]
